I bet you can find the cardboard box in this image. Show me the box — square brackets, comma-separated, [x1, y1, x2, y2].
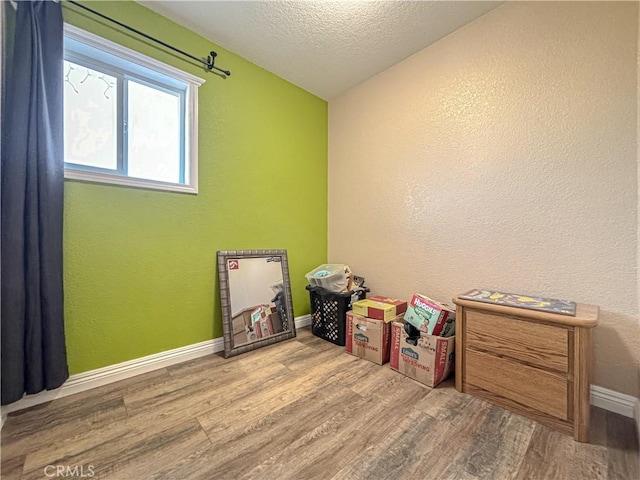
[352, 297, 407, 321]
[404, 294, 456, 336]
[351, 300, 396, 321]
[270, 311, 283, 333]
[345, 312, 405, 365]
[247, 328, 257, 343]
[233, 330, 248, 346]
[368, 296, 408, 316]
[345, 313, 391, 365]
[389, 321, 455, 387]
[231, 307, 254, 334]
[232, 316, 246, 336]
[260, 320, 271, 337]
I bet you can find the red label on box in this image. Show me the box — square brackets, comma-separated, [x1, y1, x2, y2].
[368, 296, 408, 315]
[264, 315, 274, 335]
[434, 336, 445, 383]
[382, 318, 390, 364]
[254, 320, 262, 339]
[345, 313, 354, 354]
[390, 322, 401, 370]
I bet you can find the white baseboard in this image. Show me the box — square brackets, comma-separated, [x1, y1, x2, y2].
[3, 337, 224, 414]
[295, 313, 311, 328]
[590, 384, 638, 418]
[3, 315, 311, 415]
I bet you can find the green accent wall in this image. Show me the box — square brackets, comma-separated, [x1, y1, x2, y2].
[63, 2, 327, 375]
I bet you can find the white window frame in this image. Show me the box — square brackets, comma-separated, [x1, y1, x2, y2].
[63, 24, 205, 194]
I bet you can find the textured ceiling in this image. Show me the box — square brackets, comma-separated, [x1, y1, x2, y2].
[139, 1, 503, 100]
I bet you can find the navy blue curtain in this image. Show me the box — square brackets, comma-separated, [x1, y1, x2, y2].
[1, 0, 68, 405]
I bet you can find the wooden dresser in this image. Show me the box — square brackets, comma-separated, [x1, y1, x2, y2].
[452, 296, 598, 442]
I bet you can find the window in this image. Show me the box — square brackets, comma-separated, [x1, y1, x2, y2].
[63, 24, 204, 194]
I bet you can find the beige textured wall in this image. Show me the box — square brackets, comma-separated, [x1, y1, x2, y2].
[637, 0, 640, 400]
[329, 1, 639, 396]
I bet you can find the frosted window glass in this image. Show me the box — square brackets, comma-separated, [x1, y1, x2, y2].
[127, 80, 181, 184]
[64, 61, 118, 170]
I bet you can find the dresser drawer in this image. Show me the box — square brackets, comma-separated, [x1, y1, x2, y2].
[465, 349, 568, 420]
[466, 310, 569, 372]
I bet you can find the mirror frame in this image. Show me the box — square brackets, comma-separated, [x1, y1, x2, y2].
[217, 249, 296, 358]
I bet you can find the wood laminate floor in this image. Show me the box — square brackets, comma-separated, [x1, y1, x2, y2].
[2, 327, 638, 480]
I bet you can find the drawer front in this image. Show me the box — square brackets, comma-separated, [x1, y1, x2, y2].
[466, 310, 569, 372]
[465, 349, 568, 420]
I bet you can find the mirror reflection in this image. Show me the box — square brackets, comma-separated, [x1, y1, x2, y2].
[228, 256, 290, 346]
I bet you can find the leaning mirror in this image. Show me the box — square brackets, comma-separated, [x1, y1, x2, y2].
[218, 250, 296, 358]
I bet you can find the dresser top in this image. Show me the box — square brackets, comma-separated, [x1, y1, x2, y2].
[452, 296, 599, 328]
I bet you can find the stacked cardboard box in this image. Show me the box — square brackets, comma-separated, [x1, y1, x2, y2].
[389, 293, 456, 387]
[389, 320, 455, 387]
[352, 296, 408, 321]
[404, 294, 456, 337]
[346, 297, 407, 365]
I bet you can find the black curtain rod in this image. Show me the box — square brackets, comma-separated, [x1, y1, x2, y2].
[66, 0, 231, 76]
